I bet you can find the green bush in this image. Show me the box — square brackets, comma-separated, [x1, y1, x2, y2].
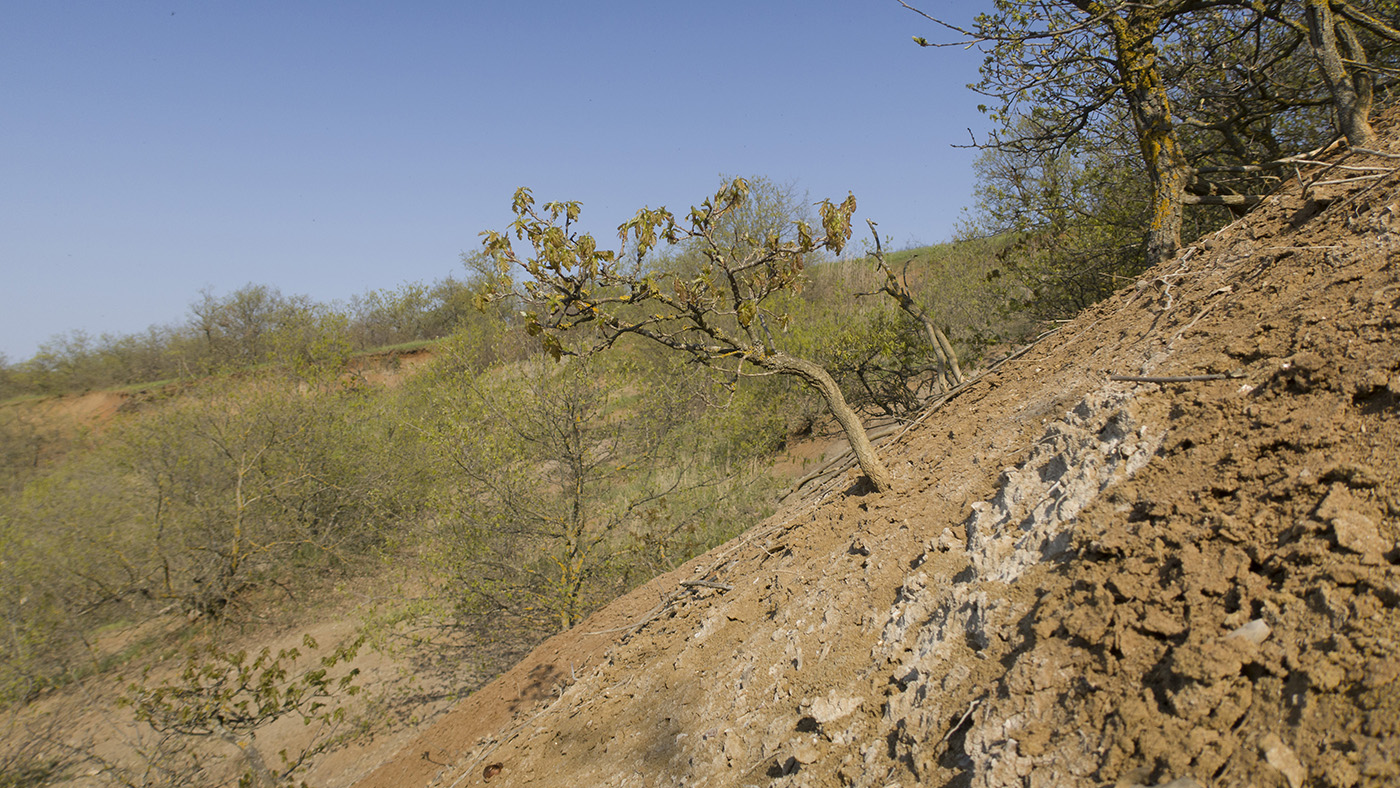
[408, 349, 781, 640]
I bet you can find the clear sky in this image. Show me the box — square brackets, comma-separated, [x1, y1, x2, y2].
[1, 1, 993, 363]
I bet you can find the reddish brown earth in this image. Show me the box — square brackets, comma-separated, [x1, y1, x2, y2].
[349, 132, 1400, 787]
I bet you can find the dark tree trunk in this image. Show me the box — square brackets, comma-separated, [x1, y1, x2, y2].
[1114, 4, 1189, 266]
[1306, 0, 1378, 147]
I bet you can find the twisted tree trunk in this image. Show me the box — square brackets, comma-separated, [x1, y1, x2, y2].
[758, 351, 895, 493]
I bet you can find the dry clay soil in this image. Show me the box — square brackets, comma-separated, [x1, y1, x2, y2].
[350, 132, 1400, 788]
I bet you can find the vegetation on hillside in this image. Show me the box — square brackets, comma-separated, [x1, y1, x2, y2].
[0, 173, 1025, 785]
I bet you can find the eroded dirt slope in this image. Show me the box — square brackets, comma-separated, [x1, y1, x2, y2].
[358, 132, 1400, 787]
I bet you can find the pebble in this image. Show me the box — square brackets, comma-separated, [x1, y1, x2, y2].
[1225, 618, 1272, 645]
[1260, 733, 1307, 788]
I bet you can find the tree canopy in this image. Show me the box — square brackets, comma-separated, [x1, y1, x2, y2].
[474, 178, 897, 492]
[907, 0, 1400, 269]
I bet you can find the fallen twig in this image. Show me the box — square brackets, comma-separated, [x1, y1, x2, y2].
[582, 577, 732, 637]
[1351, 147, 1400, 160]
[1110, 372, 1244, 383]
[679, 580, 734, 592]
[581, 596, 674, 636]
[1288, 159, 1394, 171]
[941, 697, 983, 744]
[1311, 172, 1392, 187]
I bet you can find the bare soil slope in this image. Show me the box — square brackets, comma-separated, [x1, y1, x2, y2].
[356, 133, 1400, 788]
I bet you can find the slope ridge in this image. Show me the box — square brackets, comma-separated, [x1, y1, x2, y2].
[357, 122, 1400, 788]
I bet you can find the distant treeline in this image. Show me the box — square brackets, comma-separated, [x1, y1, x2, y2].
[0, 277, 484, 398]
[1, 235, 1027, 403]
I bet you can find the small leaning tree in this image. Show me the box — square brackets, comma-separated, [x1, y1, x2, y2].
[474, 178, 896, 493]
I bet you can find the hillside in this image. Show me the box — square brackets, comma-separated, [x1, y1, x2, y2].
[351, 136, 1400, 785]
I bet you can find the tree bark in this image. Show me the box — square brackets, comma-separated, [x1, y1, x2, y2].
[1104, 2, 1189, 266]
[758, 352, 895, 493]
[1305, 0, 1378, 147]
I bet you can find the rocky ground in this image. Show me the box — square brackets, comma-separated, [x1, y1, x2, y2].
[350, 128, 1400, 787]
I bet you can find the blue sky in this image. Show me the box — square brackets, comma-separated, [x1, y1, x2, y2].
[1, 1, 993, 362]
